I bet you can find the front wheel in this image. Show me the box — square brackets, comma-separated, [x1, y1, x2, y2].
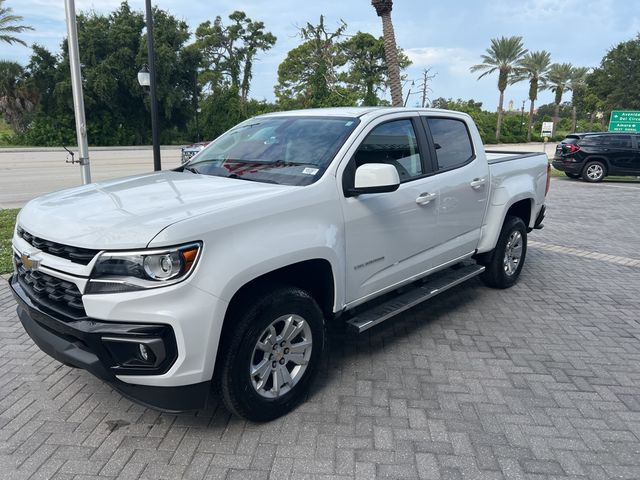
[219, 286, 325, 421]
[480, 216, 527, 289]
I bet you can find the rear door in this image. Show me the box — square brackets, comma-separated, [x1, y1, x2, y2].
[604, 134, 635, 174]
[421, 115, 490, 267]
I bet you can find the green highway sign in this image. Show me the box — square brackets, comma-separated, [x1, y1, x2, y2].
[608, 110, 640, 133]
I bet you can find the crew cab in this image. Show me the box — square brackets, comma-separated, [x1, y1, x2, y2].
[10, 108, 549, 421]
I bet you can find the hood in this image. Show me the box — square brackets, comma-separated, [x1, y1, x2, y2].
[19, 171, 291, 249]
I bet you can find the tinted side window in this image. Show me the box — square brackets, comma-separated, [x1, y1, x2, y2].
[427, 118, 474, 170]
[580, 135, 605, 145]
[605, 135, 632, 148]
[354, 119, 423, 181]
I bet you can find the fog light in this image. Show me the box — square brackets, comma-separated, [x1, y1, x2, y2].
[102, 336, 164, 369]
[138, 343, 150, 361]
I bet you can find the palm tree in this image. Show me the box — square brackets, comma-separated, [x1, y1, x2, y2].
[0, 0, 33, 46]
[471, 36, 527, 141]
[569, 67, 589, 133]
[545, 63, 573, 136]
[0, 60, 36, 133]
[513, 51, 551, 142]
[371, 0, 402, 107]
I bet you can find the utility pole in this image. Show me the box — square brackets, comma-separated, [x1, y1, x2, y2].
[145, 0, 161, 171]
[64, 0, 91, 184]
[418, 68, 437, 108]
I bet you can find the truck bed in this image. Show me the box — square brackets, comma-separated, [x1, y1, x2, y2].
[485, 150, 548, 164]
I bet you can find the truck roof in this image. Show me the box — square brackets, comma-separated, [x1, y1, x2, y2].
[259, 107, 458, 119]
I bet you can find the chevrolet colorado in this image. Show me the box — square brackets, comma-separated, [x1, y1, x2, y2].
[10, 107, 549, 421]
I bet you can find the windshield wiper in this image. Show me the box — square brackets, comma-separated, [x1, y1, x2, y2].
[228, 174, 279, 184]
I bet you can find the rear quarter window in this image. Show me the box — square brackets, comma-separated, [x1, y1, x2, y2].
[426, 118, 474, 171]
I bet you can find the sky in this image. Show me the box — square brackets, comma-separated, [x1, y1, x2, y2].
[2, 0, 640, 111]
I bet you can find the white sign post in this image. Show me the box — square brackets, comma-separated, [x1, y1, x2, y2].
[541, 122, 554, 137]
[541, 122, 554, 156]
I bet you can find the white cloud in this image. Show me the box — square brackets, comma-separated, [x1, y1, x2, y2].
[405, 47, 476, 75]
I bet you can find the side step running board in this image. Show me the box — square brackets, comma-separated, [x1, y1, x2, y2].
[346, 264, 485, 333]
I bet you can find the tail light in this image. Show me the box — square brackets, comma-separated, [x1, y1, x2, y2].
[563, 143, 580, 154]
[545, 163, 551, 196]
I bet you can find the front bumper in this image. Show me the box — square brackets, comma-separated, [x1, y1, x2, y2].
[552, 159, 583, 174]
[9, 274, 211, 411]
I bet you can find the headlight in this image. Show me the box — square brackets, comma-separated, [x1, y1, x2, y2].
[85, 242, 201, 294]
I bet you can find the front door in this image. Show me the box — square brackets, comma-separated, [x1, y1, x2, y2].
[340, 116, 440, 306]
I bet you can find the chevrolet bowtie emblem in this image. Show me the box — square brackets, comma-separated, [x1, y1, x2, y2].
[20, 251, 41, 271]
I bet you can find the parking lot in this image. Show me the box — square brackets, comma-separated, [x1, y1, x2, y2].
[1, 176, 640, 479]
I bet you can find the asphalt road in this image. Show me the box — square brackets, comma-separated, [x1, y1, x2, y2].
[0, 143, 555, 209]
[0, 147, 183, 209]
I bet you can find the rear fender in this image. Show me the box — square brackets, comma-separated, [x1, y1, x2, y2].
[477, 173, 540, 254]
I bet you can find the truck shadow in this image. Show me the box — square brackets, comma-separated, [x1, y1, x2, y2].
[97, 279, 486, 430]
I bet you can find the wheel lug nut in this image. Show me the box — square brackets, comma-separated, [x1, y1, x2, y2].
[272, 361, 277, 368]
[273, 344, 278, 350]
[280, 341, 286, 347]
[279, 358, 285, 365]
[284, 348, 289, 354]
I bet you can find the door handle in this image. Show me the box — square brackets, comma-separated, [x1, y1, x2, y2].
[416, 192, 437, 205]
[470, 177, 487, 190]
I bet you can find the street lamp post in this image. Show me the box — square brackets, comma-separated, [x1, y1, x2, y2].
[143, 0, 161, 171]
[520, 100, 526, 136]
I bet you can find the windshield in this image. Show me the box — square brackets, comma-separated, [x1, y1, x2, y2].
[184, 116, 360, 186]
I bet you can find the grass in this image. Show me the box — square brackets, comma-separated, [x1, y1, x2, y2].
[0, 209, 19, 275]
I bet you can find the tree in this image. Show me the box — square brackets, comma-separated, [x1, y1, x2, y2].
[587, 35, 640, 113]
[0, 61, 36, 133]
[275, 16, 354, 109]
[513, 50, 551, 141]
[0, 0, 33, 46]
[470, 36, 527, 141]
[371, 0, 402, 107]
[569, 67, 589, 132]
[194, 11, 276, 106]
[341, 31, 411, 106]
[19, 2, 201, 146]
[544, 62, 574, 135]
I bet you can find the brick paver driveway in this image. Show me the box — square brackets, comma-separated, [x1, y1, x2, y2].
[1, 178, 640, 480]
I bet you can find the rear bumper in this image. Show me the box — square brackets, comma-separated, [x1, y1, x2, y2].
[9, 274, 210, 412]
[552, 159, 582, 174]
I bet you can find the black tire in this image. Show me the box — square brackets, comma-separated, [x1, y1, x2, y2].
[582, 160, 606, 182]
[480, 216, 527, 289]
[219, 286, 325, 422]
[565, 172, 580, 179]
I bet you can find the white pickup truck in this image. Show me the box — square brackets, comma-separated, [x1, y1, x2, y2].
[10, 107, 549, 421]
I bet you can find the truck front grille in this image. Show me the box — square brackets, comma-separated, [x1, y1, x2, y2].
[14, 255, 86, 319]
[18, 227, 98, 265]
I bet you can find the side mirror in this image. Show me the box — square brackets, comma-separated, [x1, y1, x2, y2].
[346, 163, 400, 197]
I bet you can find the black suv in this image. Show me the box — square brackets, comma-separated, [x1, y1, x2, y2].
[552, 132, 640, 182]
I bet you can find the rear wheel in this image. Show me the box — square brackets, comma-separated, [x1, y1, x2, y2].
[565, 172, 580, 179]
[480, 216, 527, 289]
[582, 160, 606, 182]
[219, 286, 325, 421]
